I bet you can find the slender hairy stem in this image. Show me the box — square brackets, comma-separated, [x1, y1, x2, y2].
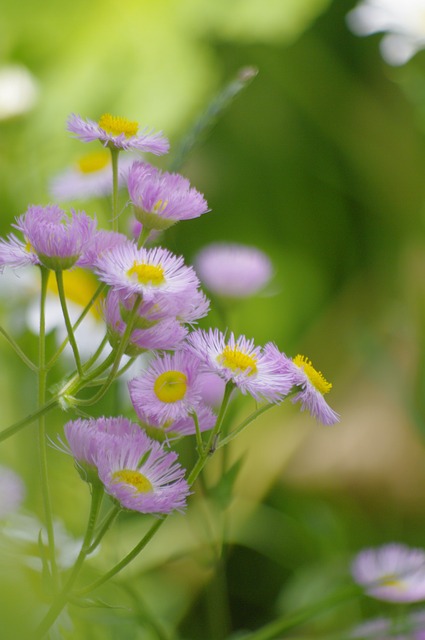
[47, 282, 106, 369]
[55, 270, 83, 376]
[110, 148, 120, 232]
[0, 324, 37, 371]
[137, 225, 151, 249]
[37, 267, 59, 590]
[76, 517, 165, 597]
[0, 397, 59, 443]
[88, 505, 121, 553]
[217, 402, 276, 449]
[34, 484, 104, 639]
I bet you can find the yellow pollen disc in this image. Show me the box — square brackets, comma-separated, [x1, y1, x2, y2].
[218, 345, 257, 374]
[98, 113, 138, 138]
[76, 150, 110, 173]
[293, 355, 332, 395]
[378, 574, 405, 589]
[47, 268, 103, 319]
[127, 261, 165, 286]
[25, 239, 33, 253]
[153, 199, 168, 213]
[112, 469, 153, 493]
[154, 370, 188, 403]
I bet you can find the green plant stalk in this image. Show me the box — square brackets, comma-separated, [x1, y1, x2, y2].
[217, 402, 276, 449]
[34, 483, 104, 639]
[88, 504, 121, 554]
[110, 148, 120, 232]
[47, 282, 106, 369]
[0, 324, 37, 371]
[37, 267, 59, 590]
[55, 269, 83, 377]
[137, 224, 151, 249]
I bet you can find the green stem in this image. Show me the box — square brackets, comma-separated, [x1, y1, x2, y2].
[110, 148, 120, 232]
[0, 324, 37, 371]
[217, 403, 276, 449]
[47, 282, 106, 369]
[191, 410, 204, 456]
[55, 270, 83, 377]
[240, 586, 361, 640]
[34, 484, 104, 639]
[137, 225, 151, 249]
[0, 397, 59, 443]
[88, 505, 121, 553]
[37, 267, 59, 590]
[76, 517, 165, 597]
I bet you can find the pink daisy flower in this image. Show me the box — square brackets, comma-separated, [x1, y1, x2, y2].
[352, 543, 425, 603]
[94, 240, 200, 302]
[129, 350, 204, 424]
[289, 354, 339, 425]
[94, 431, 189, 514]
[194, 242, 273, 298]
[138, 402, 217, 440]
[0, 205, 97, 271]
[67, 113, 169, 154]
[184, 329, 293, 403]
[127, 161, 209, 230]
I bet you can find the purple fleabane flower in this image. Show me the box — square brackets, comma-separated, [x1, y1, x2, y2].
[94, 240, 200, 302]
[0, 205, 97, 271]
[137, 402, 217, 440]
[185, 329, 293, 403]
[50, 150, 135, 201]
[194, 242, 273, 298]
[67, 113, 169, 154]
[104, 289, 187, 354]
[351, 612, 425, 639]
[129, 350, 204, 424]
[94, 430, 189, 514]
[77, 230, 128, 269]
[128, 161, 209, 230]
[352, 543, 425, 603]
[289, 354, 339, 425]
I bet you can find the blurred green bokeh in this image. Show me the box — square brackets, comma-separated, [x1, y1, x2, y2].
[3, 0, 425, 638]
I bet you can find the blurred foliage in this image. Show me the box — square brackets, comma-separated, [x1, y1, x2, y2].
[3, 0, 425, 638]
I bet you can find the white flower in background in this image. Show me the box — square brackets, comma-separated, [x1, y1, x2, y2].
[347, 0, 425, 65]
[0, 64, 39, 120]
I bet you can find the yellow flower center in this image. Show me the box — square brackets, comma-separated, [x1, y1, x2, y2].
[293, 355, 332, 395]
[126, 261, 165, 286]
[98, 113, 138, 138]
[112, 469, 153, 493]
[154, 370, 188, 403]
[47, 268, 103, 319]
[153, 199, 168, 213]
[378, 574, 405, 590]
[76, 150, 110, 174]
[218, 345, 257, 374]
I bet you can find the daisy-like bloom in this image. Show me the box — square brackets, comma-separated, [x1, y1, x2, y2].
[351, 612, 425, 639]
[137, 402, 217, 441]
[63, 416, 141, 482]
[67, 113, 169, 154]
[289, 354, 339, 425]
[0, 205, 97, 271]
[346, 0, 425, 66]
[94, 240, 200, 302]
[94, 430, 189, 514]
[50, 150, 135, 201]
[77, 229, 128, 269]
[127, 161, 209, 231]
[0, 466, 25, 519]
[129, 350, 204, 424]
[119, 286, 210, 326]
[185, 329, 294, 402]
[351, 543, 425, 603]
[104, 289, 188, 354]
[194, 242, 273, 298]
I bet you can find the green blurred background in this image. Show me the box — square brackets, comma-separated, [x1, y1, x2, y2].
[2, 0, 425, 637]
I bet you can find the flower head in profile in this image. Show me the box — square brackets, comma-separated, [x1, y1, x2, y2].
[50, 150, 135, 201]
[0, 205, 97, 271]
[352, 543, 425, 603]
[347, 0, 425, 66]
[94, 240, 200, 302]
[137, 403, 216, 441]
[67, 113, 169, 154]
[195, 242, 273, 298]
[128, 161, 209, 231]
[289, 354, 339, 425]
[129, 350, 204, 424]
[185, 329, 293, 402]
[95, 431, 189, 514]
